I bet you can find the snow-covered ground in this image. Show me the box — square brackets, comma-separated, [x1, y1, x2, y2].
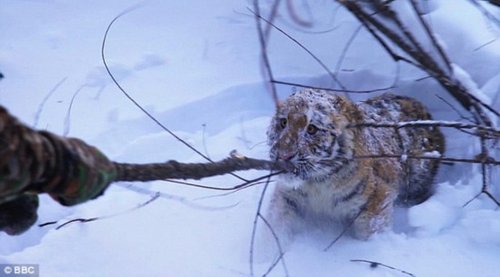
[1, 0, 499, 276]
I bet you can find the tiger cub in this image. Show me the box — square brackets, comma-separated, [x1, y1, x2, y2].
[266, 89, 444, 241]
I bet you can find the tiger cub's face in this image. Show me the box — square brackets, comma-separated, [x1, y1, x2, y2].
[267, 90, 354, 181]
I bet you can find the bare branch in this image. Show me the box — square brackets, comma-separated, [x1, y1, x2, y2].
[409, 0, 453, 73]
[114, 154, 291, 182]
[337, 0, 496, 126]
[349, 120, 500, 138]
[353, 154, 500, 166]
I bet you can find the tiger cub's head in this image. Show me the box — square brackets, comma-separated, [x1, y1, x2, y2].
[268, 89, 357, 181]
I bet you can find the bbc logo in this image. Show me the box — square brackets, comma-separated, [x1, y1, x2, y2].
[0, 264, 38, 277]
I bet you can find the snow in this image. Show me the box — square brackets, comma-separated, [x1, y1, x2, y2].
[1, 0, 500, 277]
[422, 150, 442, 158]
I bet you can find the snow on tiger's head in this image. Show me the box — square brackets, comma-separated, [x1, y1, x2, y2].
[267, 89, 356, 181]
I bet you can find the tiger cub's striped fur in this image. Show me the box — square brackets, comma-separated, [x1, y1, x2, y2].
[267, 89, 445, 240]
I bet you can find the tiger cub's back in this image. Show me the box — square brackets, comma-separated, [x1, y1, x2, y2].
[358, 94, 445, 205]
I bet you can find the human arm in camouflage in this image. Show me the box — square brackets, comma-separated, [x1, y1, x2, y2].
[0, 106, 116, 234]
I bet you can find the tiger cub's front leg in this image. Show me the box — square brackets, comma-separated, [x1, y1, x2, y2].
[254, 185, 307, 260]
[265, 185, 308, 246]
[350, 176, 396, 240]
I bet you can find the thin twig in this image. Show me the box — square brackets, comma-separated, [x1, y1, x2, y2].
[201, 124, 211, 159]
[462, 191, 484, 207]
[351, 6, 423, 69]
[102, 6, 249, 182]
[55, 217, 99, 230]
[63, 85, 86, 136]
[482, 190, 500, 206]
[263, 0, 283, 41]
[259, 214, 290, 277]
[463, 137, 500, 207]
[248, 8, 347, 90]
[324, 208, 363, 251]
[38, 221, 59, 228]
[473, 38, 497, 51]
[279, 3, 342, 35]
[33, 76, 68, 128]
[163, 171, 283, 192]
[116, 183, 241, 211]
[254, 0, 280, 107]
[350, 259, 416, 277]
[40, 192, 161, 230]
[249, 173, 273, 276]
[192, 180, 276, 201]
[286, 0, 314, 28]
[435, 94, 475, 123]
[102, 7, 209, 163]
[409, 0, 453, 74]
[333, 24, 363, 94]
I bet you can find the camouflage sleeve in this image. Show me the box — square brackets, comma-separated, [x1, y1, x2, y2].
[0, 106, 117, 234]
[32, 132, 117, 206]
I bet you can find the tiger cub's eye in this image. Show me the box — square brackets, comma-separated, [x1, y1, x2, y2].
[279, 118, 287, 129]
[306, 124, 318, 135]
